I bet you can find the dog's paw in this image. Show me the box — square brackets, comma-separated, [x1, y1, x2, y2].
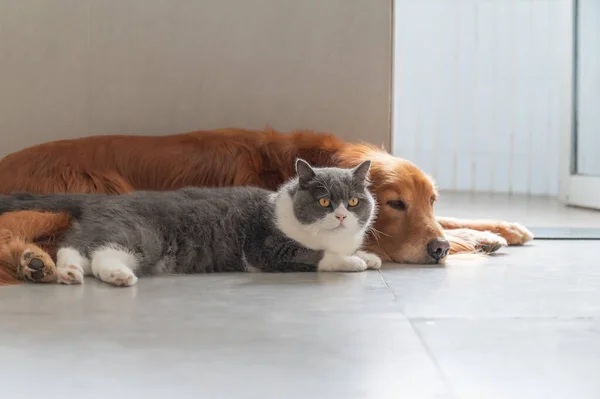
[475, 231, 509, 253]
[494, 222, 534, 245]
[18, 248, 57, 283]
[355, 250, 382, 270]
[446, 228, 508, 254]
[57, 264, 84, 285]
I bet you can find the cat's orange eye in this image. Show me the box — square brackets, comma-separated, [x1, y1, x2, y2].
[348, 197, 359, 207]
[319, 198, 331, 207]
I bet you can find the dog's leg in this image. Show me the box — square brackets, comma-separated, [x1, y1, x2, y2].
[0, 211, 72, 242]
[0, 229, 57, 284]
[18, 245, 57, 283]
[444, 228, 508, 254]
[0, 211, 72, 284]
[438, 217, 533, 246]
[0, 229, 24, 285]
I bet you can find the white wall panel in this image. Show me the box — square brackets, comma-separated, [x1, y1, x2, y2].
[576, 0, 600, 176]
[393, 0, 573, 195]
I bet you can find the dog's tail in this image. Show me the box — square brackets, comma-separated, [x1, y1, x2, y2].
[0, 192, 101, 219]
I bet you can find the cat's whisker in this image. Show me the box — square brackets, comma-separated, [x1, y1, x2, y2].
[368, 228, 381, 244]
[367, 227, 390, 244]
[371, 227, 391, 238]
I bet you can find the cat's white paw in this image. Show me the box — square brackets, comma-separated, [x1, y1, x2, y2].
[91, 247, 139, 287]
[340, 256, 368, 272]
[318, 253, 367, 272]
[97, 265, 138, 287]
[355, 250, 382, 270]
[57, 264, 84, 285]
[56, 247, 90, 285]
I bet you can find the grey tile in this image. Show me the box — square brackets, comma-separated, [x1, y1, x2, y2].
[0, 273, 451, 399]
[412, 319, 600, 399]
[380, 241, 600, 318]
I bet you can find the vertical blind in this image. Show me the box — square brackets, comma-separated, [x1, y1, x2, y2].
[392, 0, 572, 195]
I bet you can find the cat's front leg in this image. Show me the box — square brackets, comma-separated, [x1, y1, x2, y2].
[355, 250, 382, 270]
[317, 252, 368, 272]
[56, 247, 91, 285]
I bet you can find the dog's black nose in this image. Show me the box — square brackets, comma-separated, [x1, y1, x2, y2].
[427, 238, 450, 261]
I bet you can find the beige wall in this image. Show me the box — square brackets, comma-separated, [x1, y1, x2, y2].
[0, 0, 392, 157]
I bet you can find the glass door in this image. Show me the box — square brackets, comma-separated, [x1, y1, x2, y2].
[563, 0, 600, 209]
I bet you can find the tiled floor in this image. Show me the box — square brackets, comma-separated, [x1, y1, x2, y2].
[1, 194, 600, 399]
[435, 191, 600, 227]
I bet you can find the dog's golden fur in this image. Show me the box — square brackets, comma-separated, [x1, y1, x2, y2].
[0, 128, 532, 284]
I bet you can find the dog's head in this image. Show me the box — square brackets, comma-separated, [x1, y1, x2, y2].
[338, 145, 449, 264]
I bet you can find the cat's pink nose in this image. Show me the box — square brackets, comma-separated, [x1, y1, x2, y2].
[336, 214, 346, 221]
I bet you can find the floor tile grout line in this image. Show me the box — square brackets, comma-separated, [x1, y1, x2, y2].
[407, 317, 460, 399]
[378, 270, 459, 399]
[377, 270, 397, 300]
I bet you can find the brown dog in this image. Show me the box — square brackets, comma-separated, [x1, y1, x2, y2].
[0, 128, 532, 284]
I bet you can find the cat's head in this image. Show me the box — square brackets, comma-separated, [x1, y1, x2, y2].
[275, 158, 375, 251]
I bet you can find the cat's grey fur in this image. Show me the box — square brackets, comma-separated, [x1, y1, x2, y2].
[0, 159, 378, 285]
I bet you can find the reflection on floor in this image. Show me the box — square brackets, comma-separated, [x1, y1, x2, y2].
[436, 191, 600, 227]
[1, 193, 599, 399]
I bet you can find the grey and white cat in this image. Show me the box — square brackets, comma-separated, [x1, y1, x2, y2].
[0, 159, 381, 287]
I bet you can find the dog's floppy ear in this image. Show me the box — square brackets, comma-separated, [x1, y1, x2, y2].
[296, 158, 316, 188]
[351, 160, 371, 185]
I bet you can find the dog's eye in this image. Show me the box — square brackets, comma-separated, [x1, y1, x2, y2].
[430, 197, 435, 205]
[387, 200, 406, 211]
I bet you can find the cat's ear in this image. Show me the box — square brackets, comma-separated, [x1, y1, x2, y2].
[296, 158, 316, 188]
[352, 160, 372, 185]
